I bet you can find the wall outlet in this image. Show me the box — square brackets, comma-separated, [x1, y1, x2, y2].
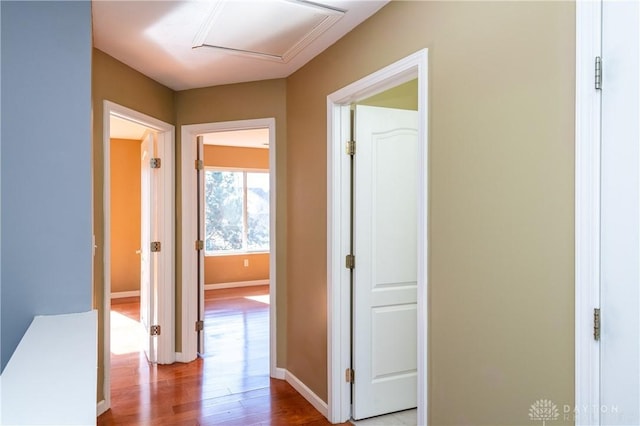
[244, 259, 249, 267]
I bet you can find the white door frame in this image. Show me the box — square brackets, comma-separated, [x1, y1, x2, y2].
[575, 1, 602, 425]
[179, 118, 281, 379]
[327, 49, 429, 424]
[100, 100, 176, 414]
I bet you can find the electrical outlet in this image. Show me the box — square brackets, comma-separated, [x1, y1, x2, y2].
[244, 259, 249, 267]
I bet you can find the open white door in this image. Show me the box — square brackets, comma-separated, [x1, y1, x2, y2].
[140, 132, 159, 363]
[352, 105, 418, 420]
[600, 1, 640, 424]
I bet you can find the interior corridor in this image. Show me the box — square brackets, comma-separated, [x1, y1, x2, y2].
[98, 285, 342, 425]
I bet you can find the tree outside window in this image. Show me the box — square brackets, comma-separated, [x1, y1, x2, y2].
[204, 169, 269, 254]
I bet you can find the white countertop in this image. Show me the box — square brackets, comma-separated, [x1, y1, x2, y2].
[0, 311, 97, 425]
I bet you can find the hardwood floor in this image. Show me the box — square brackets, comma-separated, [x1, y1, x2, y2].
[99, 286, 345, 426]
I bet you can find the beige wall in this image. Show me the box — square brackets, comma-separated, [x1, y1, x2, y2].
[285, 1, 575, 424]
[93, 48, 175, 402]
[110, 138, 142, 293]
[175, 79, 287, 365]
[204, 144, 270, 285]
[360, 78, 418, 110]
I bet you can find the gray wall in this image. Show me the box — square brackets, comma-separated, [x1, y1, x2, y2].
[1, 1, 93, 371]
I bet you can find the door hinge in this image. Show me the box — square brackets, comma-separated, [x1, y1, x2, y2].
[346, 140, 356, 156]
[150, 325, 161, 336]
[345, 368, 354, 383]
[150, 241, 162, 252]
[345, 254, 355, 269]
[195, 320, 204, 332]
[594, 308, 600, 341]
[195, 159, 204, 170]
[595, 56, 602, 90]
[195, 240, 204, 251]
[150, 158, 162, 169]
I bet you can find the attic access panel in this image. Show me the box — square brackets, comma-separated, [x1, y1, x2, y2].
[193, 0, 345, 63]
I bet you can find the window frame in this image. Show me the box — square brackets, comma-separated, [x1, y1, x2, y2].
[203, 166, 270, 256]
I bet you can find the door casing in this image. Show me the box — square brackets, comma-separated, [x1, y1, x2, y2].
[575, 1, 640, 424]
[100, 100, 175, 415]
[179, 118, 281, 380]
[574, 1, 602, 424]
[326, 49, 429, 424]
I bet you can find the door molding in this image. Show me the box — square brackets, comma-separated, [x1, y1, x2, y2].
[326, 49, 429, 424]
[179, 118, 282, 380]
[575, 1, 601, 425]
[101, 100, 175, 414]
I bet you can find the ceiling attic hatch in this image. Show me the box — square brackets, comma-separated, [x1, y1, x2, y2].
[192, 0, 346, 63]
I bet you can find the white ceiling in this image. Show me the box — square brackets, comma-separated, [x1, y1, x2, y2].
[203, 128, 270, 149]
[110, 115, 149, 140]
[92, 0, 389, 91]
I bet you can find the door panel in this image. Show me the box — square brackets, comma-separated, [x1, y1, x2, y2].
[353, 105, 418, 420]
[600, 1, 640, 424]
[140, 133, 158, 363]
[372, 305, 417, 376]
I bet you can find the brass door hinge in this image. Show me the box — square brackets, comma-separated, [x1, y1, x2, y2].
[150, 158, 162, 169]
[345, 254, 355, 269]
[151, 241, 162, 252]
[346, 140, 356, 156]
[345, 368, 354, 383]
[195, 240, 204, 251]
[195, 159, 204, 170]
[195, 320, 204, 332]
[150, 325, 161, 336]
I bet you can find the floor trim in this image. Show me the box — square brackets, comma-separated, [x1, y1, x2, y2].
[272, 367, 286, 380]
[174, 352, 190, 363]
[285, 370, 328, 418]
[204, 279, 269, 290]
[110, 290, 141, 299]
[96, 399, 108, 417]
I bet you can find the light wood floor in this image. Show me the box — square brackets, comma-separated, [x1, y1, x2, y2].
[98, 285, 345, 426]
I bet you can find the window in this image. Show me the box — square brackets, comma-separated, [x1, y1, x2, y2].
[204, 169, 269, 254]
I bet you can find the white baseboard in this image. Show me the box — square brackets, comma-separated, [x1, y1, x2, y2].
[96, 399, 108, 416]
[110, 290, 140, 299]
[204, 279, 269, 290]
[271, 367, 286, 380]
[285, 370, 328, 418]
[174, 352, 197, 363]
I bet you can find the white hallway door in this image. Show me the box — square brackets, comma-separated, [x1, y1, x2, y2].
[352, 105, 419, 420]
[600, 0, 640, 424]
[140, 132, 160, 364]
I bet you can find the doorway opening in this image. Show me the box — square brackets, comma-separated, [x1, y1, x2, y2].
[108, 116, 149, 382]
[100, 101, 175, 414]
[327, 50, 429, 424]
[197, 129, 272, 381]
[180, 118, 280, 380]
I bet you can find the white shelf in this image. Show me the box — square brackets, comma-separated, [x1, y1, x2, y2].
[1, 311, 97, 425]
